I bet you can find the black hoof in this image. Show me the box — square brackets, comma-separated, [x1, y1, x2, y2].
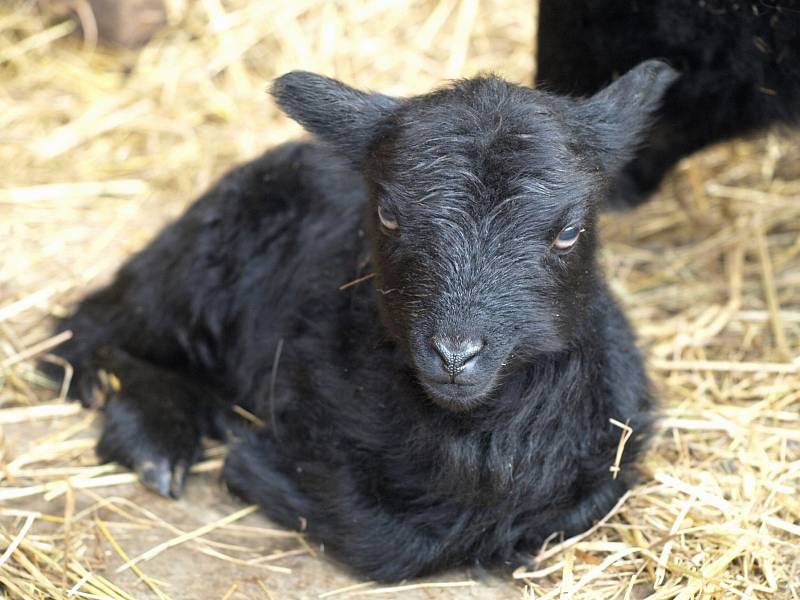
[92, 351, 207, 499]
[136, 455, 193, 499]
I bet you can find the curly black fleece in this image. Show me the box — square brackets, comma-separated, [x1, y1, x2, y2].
[47, 61, 676, 581]
[537, 0, 800, 208]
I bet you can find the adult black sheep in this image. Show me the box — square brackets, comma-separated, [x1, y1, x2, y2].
[537, 0, 800, 208]
[46, 61, 677, 581]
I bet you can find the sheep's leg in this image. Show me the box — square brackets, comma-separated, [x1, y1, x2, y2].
[44, 242, 232, 497]
[514, 476, 629, 559]
[90, 347, 221, 498]
[222, 431, 314, 530]
[42, 311, 205, 497]
[223, 431, 450, 581]
[552, 477, 629, 538]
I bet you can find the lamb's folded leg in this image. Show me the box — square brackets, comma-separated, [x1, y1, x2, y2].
[89, 347, 221, 498]
[223, 430, 456, 582]
[513, 474, 631, 561]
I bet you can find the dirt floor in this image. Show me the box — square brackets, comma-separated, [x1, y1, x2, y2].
[2, 1, 800, 599]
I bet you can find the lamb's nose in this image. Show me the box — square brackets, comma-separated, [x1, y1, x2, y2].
[432, 337, 484, 380]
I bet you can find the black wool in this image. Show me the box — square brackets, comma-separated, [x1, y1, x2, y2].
[537, 0, 800, 208]
[47, 61, 676, 581]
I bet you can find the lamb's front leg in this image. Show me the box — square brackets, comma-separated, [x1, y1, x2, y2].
[90, 347, 222, 498]
[513, 474, 630, 560]
[223, 431, 455, 581]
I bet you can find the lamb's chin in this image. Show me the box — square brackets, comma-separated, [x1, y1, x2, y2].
[419, 378, 495, 413]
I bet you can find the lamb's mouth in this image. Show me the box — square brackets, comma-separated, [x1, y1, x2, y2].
[419, 377, 494, 412]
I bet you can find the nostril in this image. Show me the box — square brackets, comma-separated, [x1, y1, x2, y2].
[431, 336, 485, 378]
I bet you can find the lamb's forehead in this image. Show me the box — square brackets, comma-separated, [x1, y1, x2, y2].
[389, 81, 579, 164]
[398, 78, 561, 138]
[379, 83, 591, 205]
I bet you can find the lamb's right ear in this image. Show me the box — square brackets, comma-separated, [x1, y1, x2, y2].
[272, 71, 400, 166]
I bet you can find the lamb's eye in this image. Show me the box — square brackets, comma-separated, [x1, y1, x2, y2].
[553, 225, 583, 250]
[378, 206, 399, 231]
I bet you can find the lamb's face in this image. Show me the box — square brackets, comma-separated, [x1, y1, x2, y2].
[271, 60, 678, 412]
[364, 81, 602, 411]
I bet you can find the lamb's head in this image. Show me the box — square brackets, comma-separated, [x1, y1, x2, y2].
[272, 61, 677, 412]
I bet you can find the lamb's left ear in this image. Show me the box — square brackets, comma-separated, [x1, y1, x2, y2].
[576, 60, 680, 175]
[272, 71, 400, 166]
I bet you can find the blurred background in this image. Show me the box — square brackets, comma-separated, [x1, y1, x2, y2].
[1, 1, 798, 598]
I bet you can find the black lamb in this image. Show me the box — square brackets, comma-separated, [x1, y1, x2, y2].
[537, 0, 800, 208]
[46, 60, 677, 581]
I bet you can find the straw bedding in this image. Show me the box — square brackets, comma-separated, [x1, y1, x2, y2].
[1, 1, 798, 598]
